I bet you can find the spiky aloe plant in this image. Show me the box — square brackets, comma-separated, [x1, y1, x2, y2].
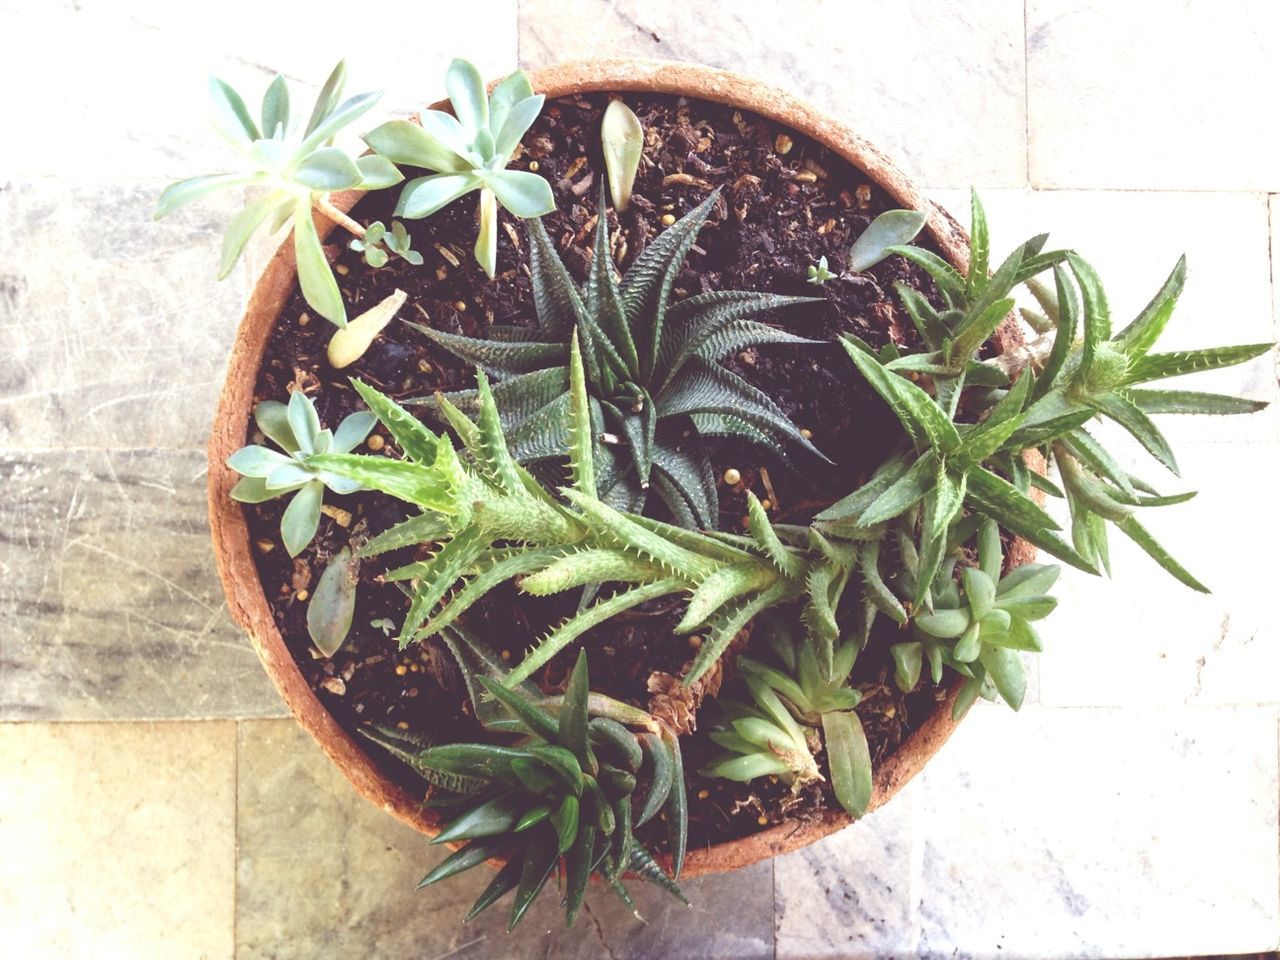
[702, 612, 873, 818]
[363, 650, 686, 928]
[407, 188, 825, 527]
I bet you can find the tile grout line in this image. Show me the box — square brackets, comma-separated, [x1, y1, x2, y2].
[1023, 0, 1031, 189]
[771, 854, 778, 960]
[233, 719, 241, 960]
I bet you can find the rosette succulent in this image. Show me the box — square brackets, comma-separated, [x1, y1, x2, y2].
[155, 62, 403, 327]
[363, 59, 553, 278]
[226, 390, 376, 556]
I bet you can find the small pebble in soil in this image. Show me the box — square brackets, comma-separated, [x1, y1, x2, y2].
[800, 428, 813, 440]
[296, 589, 309, 601]
[688, 635, 702, 649]
[660, 213, 676, 226]
[366, 435, 385, 451]
[760, 499, 772, 511]
[774, 133, 793, 155]
[697, 789, 710, 799]
[395, 664, 407, 676]
[298, 313, 310, 327]
[255, 539, 274, 554]
[756, 815, 769, 826]
[722, 468, 742, 485]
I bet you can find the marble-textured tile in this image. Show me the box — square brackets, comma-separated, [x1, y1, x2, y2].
[238, 719, 774, 960]
[928, 188, 1278, 445]
[0, 179, 248, 450]
[0, 449, 286, 720]
[0, 720, 236, 959]
[519, 0, 1027, 189]
[1027, 1, 1280, 190]
[774, 779, 919, 958]
[912, 705, 1280, 958]
[1, 2, 518, 178]
[1037, 441, 1280, 707]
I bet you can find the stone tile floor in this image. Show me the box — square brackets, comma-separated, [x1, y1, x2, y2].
[2, 1, 1278, 957]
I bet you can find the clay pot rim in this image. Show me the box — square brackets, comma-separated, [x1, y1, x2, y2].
[207, 57, 1028, 879]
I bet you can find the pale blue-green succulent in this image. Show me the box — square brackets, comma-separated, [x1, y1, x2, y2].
[155, 62, 403, 327]
[364, 59, 553, 278]
[227, 390, 376, 556]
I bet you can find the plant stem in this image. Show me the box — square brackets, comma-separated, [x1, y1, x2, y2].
[315, 195, 366, 238]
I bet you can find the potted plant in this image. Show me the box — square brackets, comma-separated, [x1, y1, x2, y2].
[173, 58, 1271, 928]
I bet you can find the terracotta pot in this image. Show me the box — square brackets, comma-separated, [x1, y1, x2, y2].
[208, 58, 1035, 878]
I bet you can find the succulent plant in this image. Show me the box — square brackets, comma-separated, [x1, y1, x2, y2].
[304, 197, 1270, 735]
[806, 256, 837, 285]
[363, 59, 553, 278]
[410, 188, 825, 527]
[601, 98, 644, 212]
[369, 650, 686, 928]
[886, 518, 1058, 716]
[349, 220, 423, 268]
[227, 390, 376, 556]
[155, 62, 403, 327]
[702, 612, 873, 817]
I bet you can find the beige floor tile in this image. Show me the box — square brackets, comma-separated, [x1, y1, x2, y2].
[0, 449, 287, 720]
[0, 179, 248, 450]
[1027, 0, 1280, 190]
[0, 2, 518, 179]
[912, 705, 1280, 957]
[519, 0, 1028, 189]
[774, 779, 919, 958]
[0, 720, 236, 960]
[1038, 440, 1280, 707]
[236, 719, 773, 959]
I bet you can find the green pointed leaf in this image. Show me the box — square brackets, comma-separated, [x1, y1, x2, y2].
[966, 190, 989, 295]
[405, 320, 567, 375]
[1113, 255, 1186, 358]
[293, 203, 345, 326]
[363, 119, 469, 173]
[1128, 389, 1268, 416]
[1123, 343, 1272, 384]
[419, 837, 507, 887]
[280, 480, 323, 556]
[842, 339, 960, 454]
[465, 859, 522, 922]
[1086, 391, 1179, 476]
[509, 828, 558, 930]
[884, 244, 965, 307]
[1115, 515, 1209, 592]
[978, 645, 1025, 710]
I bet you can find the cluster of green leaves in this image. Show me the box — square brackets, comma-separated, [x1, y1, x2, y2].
[349, 220, 423, 268]
[246, 189, 1269, 842]
[364, 59, 553, 278]
[367, 651, 686, 928]
[156, 62, 403, 327]
[846, 190, 1271, 593]
[409, 187, 824, 527]
[226, 390, 375, 556]
[703, 614, 873, 817]
[885, 518, 1059, 717]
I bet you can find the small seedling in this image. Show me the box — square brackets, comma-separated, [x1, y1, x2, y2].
[807, 255, 837, 285]
[349, 220, 423, 268]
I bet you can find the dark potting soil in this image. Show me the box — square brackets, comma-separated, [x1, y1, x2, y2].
[243, 92, 956, 853]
